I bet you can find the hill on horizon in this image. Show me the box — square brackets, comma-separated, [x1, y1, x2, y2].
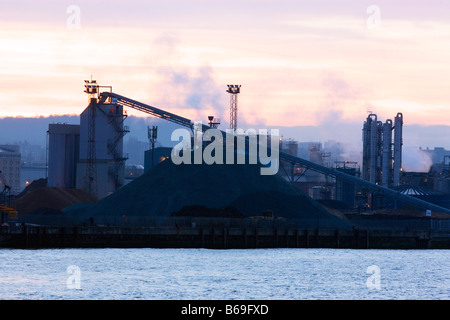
[2, 114, 450, 150]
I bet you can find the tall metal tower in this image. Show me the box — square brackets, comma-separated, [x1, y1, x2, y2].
[227, 85, 241, 131]
[148, 126, 158, 168]
[84, 78, 99, 197]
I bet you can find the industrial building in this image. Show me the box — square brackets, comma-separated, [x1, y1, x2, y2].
[47, 124, 80, 188]
[0, 145, 21, 194]
[278, 139, 346, 204]
[334, 161, 362, 207]
[75, 80, 129, 199]
[362, 113, 403, 187]
[395, 147, 450, 200]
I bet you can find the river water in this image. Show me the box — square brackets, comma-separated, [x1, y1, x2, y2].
[0, 248, 448, 300]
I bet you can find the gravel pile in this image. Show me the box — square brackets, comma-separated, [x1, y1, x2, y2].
[12, 186, 97, 215]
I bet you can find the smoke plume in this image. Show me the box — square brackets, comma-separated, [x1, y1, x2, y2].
[402, 146, 433, 173]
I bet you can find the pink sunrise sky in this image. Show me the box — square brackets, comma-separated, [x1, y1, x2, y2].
[0, 0, 449, 133]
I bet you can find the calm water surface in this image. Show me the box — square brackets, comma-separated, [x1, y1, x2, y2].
[0, 248, 448, 300]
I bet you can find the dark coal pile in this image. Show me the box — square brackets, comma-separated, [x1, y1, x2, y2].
[229, 190, 333, 219]
[171, 205, 245, 218]
[66, 159, 350, 228]
[316, 199, 352, 211]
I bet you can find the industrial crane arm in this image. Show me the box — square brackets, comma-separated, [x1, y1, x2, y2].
[100, 92, 193, 128]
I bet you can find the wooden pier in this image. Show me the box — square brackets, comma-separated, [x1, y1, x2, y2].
[1, 225, 449, 249]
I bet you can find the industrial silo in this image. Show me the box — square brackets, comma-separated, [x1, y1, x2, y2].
[47, 124, 80, 188]
[76, 83, 129, 199]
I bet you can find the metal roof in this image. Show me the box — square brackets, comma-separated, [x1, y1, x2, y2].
[395, 185, 445, 196]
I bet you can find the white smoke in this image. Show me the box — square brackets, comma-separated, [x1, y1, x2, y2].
[402, 146, 433, 173]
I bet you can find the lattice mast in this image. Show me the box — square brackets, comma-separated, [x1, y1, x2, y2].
[148, 125, 158, 168]
[84, 78, 98, 197]
[227, 85, 241, 131]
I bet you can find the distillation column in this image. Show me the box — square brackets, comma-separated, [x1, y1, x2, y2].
[382, 119, 392, 188]
[369, 114, 378, 184]
[227, 85, 241, 131]
[393, 112, 403, 186]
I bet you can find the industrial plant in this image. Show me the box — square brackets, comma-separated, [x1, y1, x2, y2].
[362, 112, 403, 188]
[1, 79, 450, 249]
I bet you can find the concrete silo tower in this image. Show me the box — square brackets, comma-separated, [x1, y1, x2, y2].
[76, 79, 129, 199]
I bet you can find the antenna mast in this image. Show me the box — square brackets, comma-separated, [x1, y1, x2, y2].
[227, 85, 241, 131]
